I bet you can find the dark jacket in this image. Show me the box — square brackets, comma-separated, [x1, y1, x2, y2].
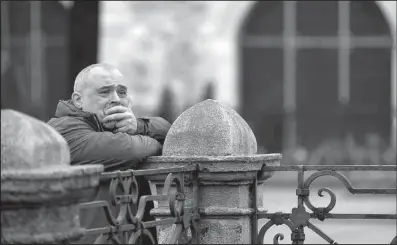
[47, 100, 171, 243]
[48, 100, 170, 171]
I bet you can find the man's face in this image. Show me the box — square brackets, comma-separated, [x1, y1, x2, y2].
[77, 67, 131, 122]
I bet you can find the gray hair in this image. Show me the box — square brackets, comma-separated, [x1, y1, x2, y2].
[73, 63, 120, 93]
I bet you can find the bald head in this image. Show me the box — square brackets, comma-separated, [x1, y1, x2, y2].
[71, 63, 131, 122]
[73, 63, 123, 94]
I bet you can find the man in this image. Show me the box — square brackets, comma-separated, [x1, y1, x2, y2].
[48, 63, 171, 243]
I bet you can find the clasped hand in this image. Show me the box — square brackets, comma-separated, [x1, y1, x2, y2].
[102, 105, 138, 135]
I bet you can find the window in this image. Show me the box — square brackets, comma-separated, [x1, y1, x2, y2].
[240, 1, 393, 162]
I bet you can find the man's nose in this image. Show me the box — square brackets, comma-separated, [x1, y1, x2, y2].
[110, 91, 121, 102]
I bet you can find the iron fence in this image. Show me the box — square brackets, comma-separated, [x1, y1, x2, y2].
[253, 165, 397, 244]
[78, 164, 396, 244]
[78, 165, 199, 244]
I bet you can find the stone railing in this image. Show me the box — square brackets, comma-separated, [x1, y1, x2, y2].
[1, 110, 103, 244]
[1, 100, 396, 244]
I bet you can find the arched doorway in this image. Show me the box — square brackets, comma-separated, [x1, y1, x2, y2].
[239, 1, 393, 164]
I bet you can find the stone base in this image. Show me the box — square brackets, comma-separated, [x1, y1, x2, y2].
[143, 154, 280, 244]
[153, 215, 253, 244]
[198, 217, 251, 244]
[1, 204, 85, 244]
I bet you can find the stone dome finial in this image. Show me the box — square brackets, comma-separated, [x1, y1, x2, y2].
[163, 99, 257, 156]
[1, 109, 103, 244]
[1, 109, 70, 171]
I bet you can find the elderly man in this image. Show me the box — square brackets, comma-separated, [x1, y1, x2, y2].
[48, 63, 171, 243]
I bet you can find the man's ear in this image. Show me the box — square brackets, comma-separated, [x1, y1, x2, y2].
[71, 92, 83, 109]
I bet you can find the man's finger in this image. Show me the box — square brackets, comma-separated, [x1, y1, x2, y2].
[115, 120, 128, 128]
[103, 112, 130, 122]
[104, 105, 128, 115]
[116, 125, 129, 133]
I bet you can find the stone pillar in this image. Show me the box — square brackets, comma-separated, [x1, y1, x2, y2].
[1, 109, 103, 244]
[143, 100, 281, 244]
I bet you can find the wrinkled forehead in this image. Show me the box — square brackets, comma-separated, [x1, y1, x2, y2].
[87, 66, 126, 88]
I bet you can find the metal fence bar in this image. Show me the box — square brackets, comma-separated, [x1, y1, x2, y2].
[85, 224, 136, 236]
[259, 212, 397, 220]
[261, 165, 397, 171]
[142, 218, 178, 229]
[100, 165, 198, 180]
[252, 177, 258, 244]
[321, 213, 396, 219]
[307, 221, 337, 244]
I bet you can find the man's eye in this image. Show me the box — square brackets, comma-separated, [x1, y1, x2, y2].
[118, 90, 127, 95]
[100, 90, 109, 94]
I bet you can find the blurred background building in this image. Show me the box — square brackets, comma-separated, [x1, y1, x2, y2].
[1, 1, 396, 166]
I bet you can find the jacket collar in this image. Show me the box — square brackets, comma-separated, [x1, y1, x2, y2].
[54, 100, 104, 131]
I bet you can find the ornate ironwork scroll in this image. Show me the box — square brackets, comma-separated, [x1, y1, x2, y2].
[255, 165, 397, 244]
[78, 165, 199, 244]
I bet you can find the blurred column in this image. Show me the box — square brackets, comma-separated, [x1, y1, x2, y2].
[338, 1, 350, 105]
[1, 1, 11, 77]
[69, 1, 99, 82]
[337, 1, 351, 144]
[283, 1, 297, 151]
[377, 0, 397, 153]
[30, 1, 46, 118]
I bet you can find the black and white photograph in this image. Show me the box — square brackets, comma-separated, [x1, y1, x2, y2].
[1, 1, 396, 244]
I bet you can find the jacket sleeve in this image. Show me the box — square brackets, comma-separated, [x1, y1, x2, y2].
[136, 117, 171, 144]
[50, 117, 162, 170]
